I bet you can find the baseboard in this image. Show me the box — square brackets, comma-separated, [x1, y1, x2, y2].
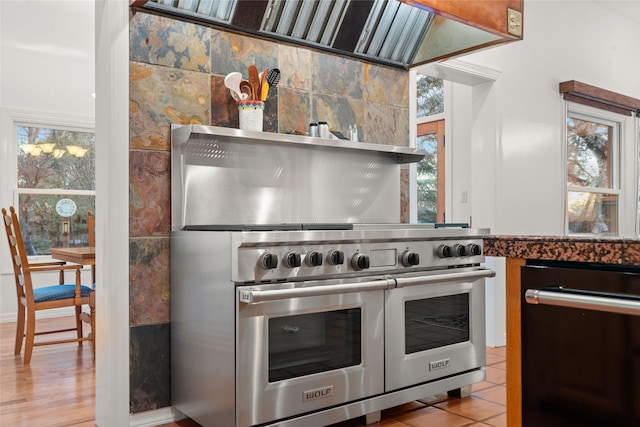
[129, 407, 186, 427]
[0, 307, 77, 323]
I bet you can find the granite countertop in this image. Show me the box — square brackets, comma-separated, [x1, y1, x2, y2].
[483, 235, 640, 266]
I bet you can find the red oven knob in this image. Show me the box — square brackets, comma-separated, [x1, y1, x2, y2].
[305, 251, 323, 267]
[327, 250, 345, 265]
[284, 252, 302, 268]
[259, 253, 278, 269]
[401, 250, 420, 267]
[351, 253, 370, 271]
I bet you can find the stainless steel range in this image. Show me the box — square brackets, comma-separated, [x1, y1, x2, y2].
[170, 125, 494, 427]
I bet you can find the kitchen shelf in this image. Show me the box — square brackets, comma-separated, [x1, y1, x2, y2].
[171, 124, 426, 164]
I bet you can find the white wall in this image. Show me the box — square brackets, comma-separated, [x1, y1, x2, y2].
[0, 0, 95, 321]
[436, 0, 640, 347]
[462, 0, 640, 236]
[0, 1, 94, 114]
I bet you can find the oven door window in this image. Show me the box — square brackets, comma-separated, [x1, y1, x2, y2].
[268, 308, 361, 382]
[405, 293, 470, 354]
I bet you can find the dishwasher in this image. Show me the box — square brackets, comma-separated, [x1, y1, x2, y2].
[521, 260, 640, 427]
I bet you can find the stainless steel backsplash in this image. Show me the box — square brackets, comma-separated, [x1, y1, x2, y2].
[171, 125, 424, 229]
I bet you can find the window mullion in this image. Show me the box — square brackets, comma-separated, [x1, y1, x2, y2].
[567, 186, 620, 195]
[14, 188, 96, 196]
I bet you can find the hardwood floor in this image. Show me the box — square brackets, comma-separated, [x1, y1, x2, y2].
[1, 316, 507, 427]
[0, 316, 95, 427]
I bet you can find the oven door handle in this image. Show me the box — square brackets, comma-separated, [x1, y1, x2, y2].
[239, 278, 396, 303]
[525, 287, 640, 316]
[394, 268, 495, 288]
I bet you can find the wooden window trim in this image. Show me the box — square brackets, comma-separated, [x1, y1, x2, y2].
[417, 120, 445, 223]
[559, 80, 640, 116]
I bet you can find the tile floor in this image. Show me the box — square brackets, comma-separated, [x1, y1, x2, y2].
[163, 346, 507, 427]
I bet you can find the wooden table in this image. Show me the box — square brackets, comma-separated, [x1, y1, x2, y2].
[50, 246, 95, 265]
[50, 246, 96, 283]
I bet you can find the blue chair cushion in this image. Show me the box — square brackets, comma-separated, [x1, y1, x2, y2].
[33, 284, 93, 303]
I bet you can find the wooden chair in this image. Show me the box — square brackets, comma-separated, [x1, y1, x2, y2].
[87, 210, 95, 248]
[2, 206, 95, 364]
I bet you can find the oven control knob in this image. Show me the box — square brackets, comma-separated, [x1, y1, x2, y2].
[453, 244, 467, 257]
[306, 251, 323, 267]
[260, 253, 278, 269]
[327, 250, 345, 265]
[467, 243, 482, 256]
[351, 253, 370, 271]
[284, 252, 302, 268]
[436, 245, 453, 258]
[401, 250, 420, 267]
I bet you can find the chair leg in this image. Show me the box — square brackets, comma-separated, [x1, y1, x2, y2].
[14, 304, 25, 355]
[23, 311, 36, 364]
[90, 293, 96, 353]
[75, 305, 83, 346]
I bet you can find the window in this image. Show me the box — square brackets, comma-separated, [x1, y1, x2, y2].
[560, 80, 640, 238]
[565, 104, 629, 236]
[15, 124, 95, 255]
[416, 74, 445, 223]
[417, 120, 445, 223]
[417, 75, 443, 118]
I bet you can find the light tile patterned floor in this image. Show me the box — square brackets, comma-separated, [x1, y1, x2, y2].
[328, 346, 507, 427]
[166, 347, 507, 427]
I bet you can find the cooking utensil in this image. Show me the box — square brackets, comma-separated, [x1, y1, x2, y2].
[224, 72, 243, 100]
[229, 89, 241, 102]
[260, 82, 269, 101]
[259, 67, 268, 99]
[248, 65, 260, 100]
[239, 80, 252, 100]
[266, 68, 280, 88]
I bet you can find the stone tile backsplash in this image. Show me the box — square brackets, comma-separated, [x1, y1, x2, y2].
[129, 237, 171, 325]
[129, 323, 171, 413]
[130, 12, 211, 73]
[129, 62, 210, 151]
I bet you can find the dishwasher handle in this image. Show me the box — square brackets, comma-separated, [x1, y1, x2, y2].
[239, 278, 396, 303]
[525, 287, 640, 316]
[394, 268, 495, 288]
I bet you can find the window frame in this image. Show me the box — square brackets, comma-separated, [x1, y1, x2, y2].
[416, 119, 446, 223]
[410, 70, 451, 224]
[638, 117, 640, 234]
[562, 102, 638, 237]
[1, 108, 95, 265]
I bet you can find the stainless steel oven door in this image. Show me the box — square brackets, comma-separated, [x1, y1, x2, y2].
[385, 267, 493, 392]
[236, 276, 393, 427]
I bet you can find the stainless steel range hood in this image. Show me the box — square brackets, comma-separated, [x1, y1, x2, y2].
[134, 0, 522, 69]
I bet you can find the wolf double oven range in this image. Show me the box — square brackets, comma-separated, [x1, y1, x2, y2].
[170, 125, 494, 427]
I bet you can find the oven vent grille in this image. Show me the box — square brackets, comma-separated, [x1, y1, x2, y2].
[261, 0, 433, 64]
[262, 0, 349, 46]
[147, 0, 237, 24]
[355, 0, 433, 64]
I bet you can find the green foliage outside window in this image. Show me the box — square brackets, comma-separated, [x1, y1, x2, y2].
[417, 75, 443, 118]
[416, 74, 444, 223]
[417, 134, 437, 223]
